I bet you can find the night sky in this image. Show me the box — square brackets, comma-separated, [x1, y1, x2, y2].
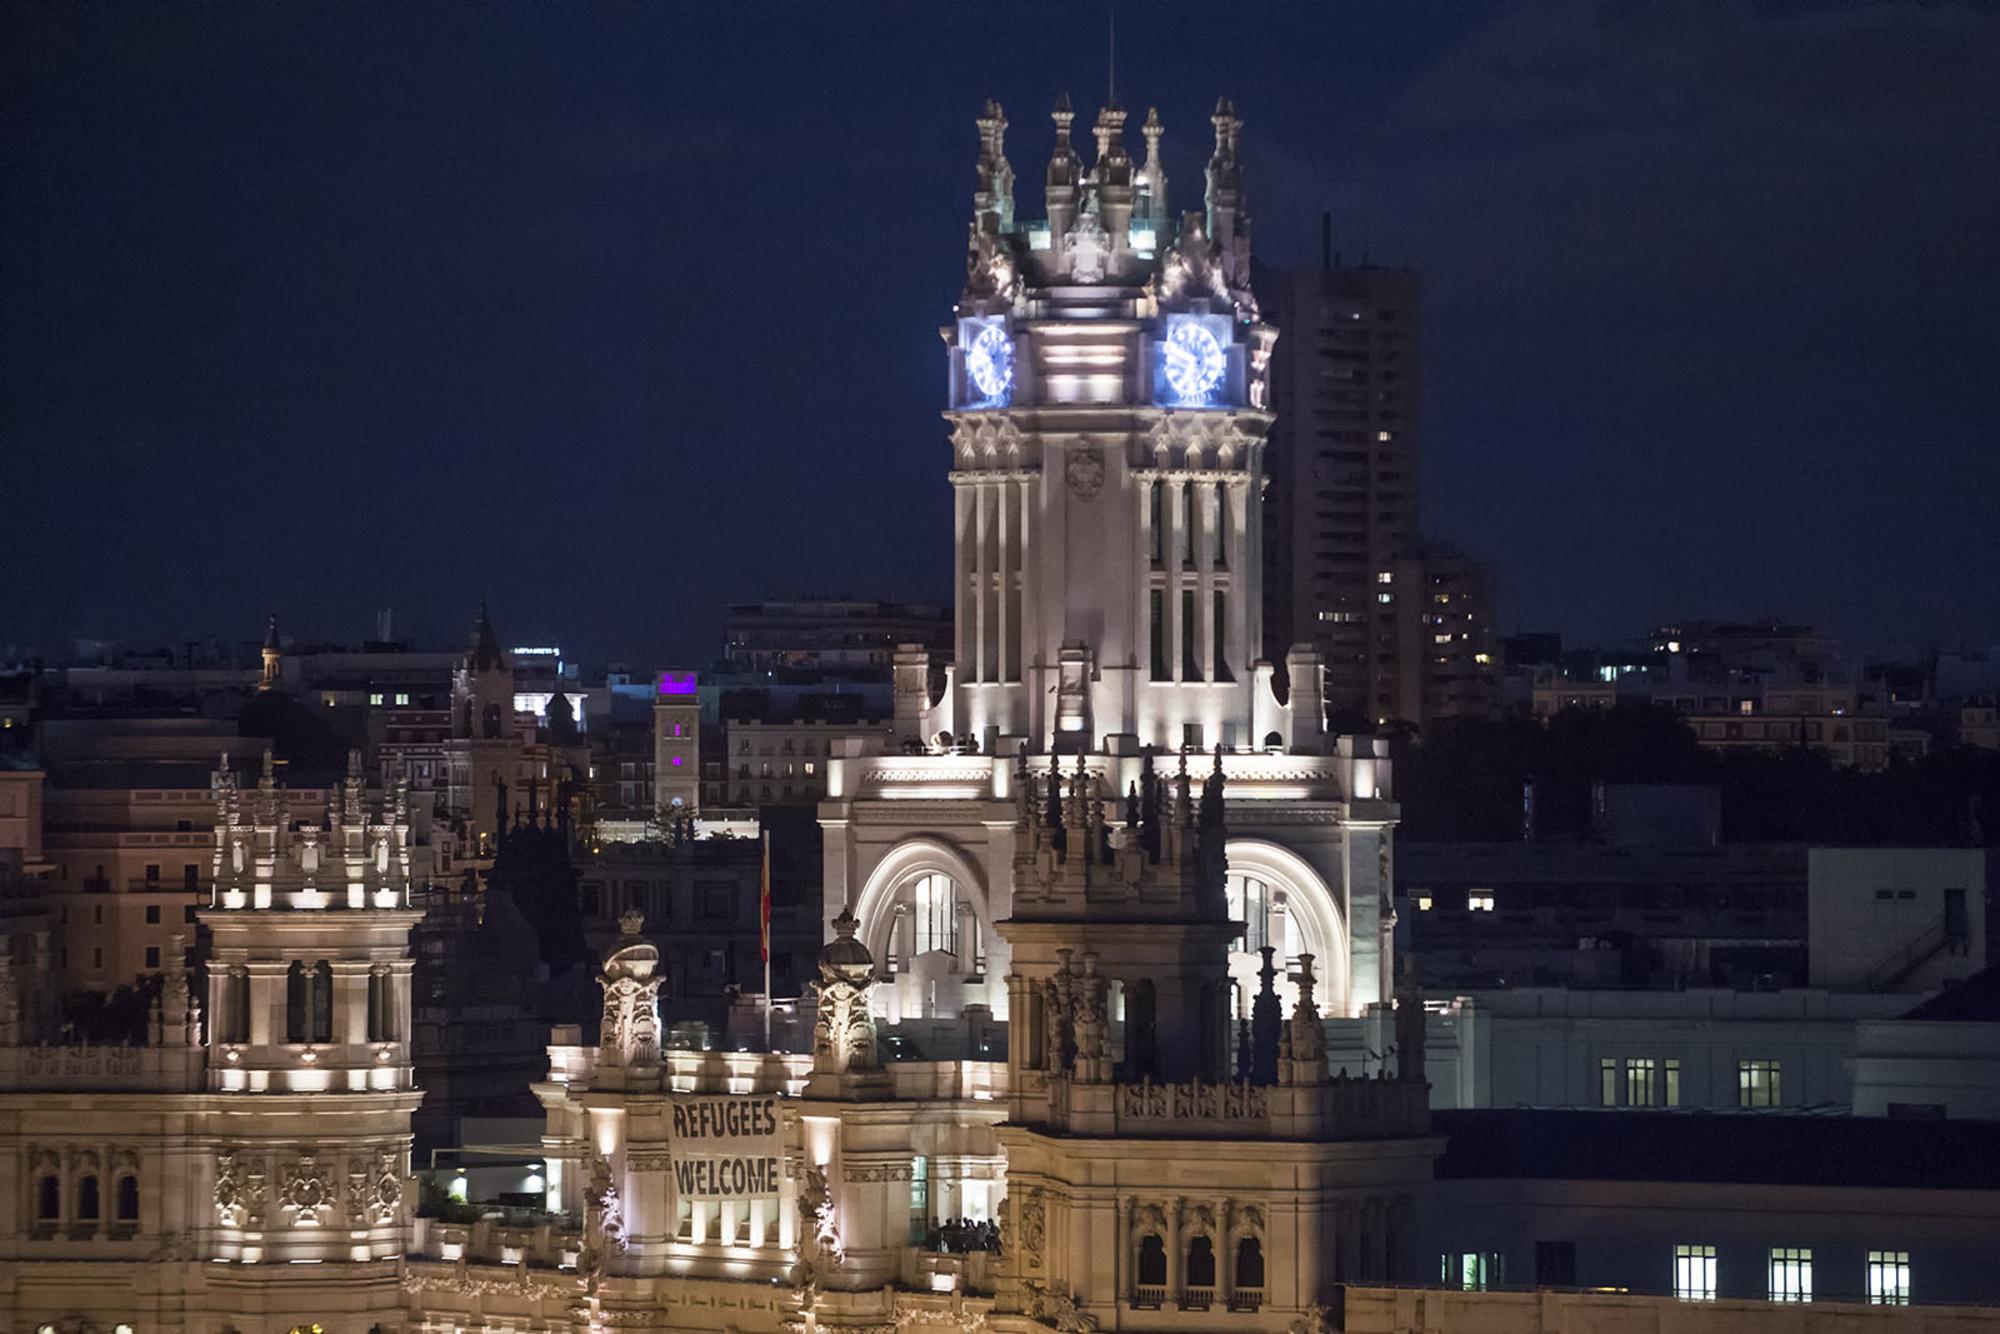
[6, 2, 1997, 667]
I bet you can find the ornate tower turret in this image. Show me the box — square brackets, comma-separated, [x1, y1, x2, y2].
[201, 749, 420, 1265]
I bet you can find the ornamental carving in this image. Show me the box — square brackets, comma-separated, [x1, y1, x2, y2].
[1064, 444, 1105, 501]
[792, 1163, 844, 1313]
[1018, 1189, 1046, 1269]
[843, 1160, 914, 1183]
[582, 1152, 626, 1267]
[346, 1158, 370, 1227]
[1023, 1280, 1097, 1333]
[950, 415, 1026, 468]
[402, 1268, 575, 1301]
[280, 1152, 333, 1227]
[373, 1151, 404, 1224]
[1115, 1077, 1268, 1122]
[213, 1150, 263, 1228]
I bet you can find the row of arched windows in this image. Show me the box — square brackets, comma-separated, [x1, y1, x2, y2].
[32, 1165, 139, 1231]
[1134, 1233, 1264, 1305]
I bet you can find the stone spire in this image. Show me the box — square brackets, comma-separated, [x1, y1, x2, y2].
[1205, 95, 1244, 242]
[1135, 106, 1168, 225]
[1205, 95, 1258, 315]
[974, 98, 1015, 229]
[468, 600, 508, 675]
[259, 613, 282, 691]
[1089, 103, 1133, 239]
[1046, 92, 1081, 238]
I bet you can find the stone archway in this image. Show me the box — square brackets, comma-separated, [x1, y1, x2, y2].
[850, 836, 1003, 1020]
[1224, 838, 1351, 1019]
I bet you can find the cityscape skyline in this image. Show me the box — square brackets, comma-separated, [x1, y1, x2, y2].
[7, 4, 1998, 665]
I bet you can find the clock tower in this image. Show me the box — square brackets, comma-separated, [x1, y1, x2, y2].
[824, 94, 1398, 1054]
[942, 95, 1288, 758]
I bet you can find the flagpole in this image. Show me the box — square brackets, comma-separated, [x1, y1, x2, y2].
[761, 829, 773, 1052]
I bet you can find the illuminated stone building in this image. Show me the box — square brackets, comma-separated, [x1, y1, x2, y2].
[0, 752, 422, 1333]
[822, 94, 1401, 1042]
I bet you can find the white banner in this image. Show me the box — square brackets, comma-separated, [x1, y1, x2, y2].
[667, 1094, 781, 1200]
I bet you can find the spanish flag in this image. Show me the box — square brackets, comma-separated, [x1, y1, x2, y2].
[759, 830, 772, 967]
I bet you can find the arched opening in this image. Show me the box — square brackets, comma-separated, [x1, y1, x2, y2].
[854, 838, 1000, 1020]
[1137, 1233, 1167, 1302]
[1236, 1235, 1264, 1288]
[1224, 841, 1351, 1020]
[76, 1174, 100, 1221]
[36, 1174, 59, 1220]
[1186, 1234, 1217, 1299]
[117, 1174, 140, 1222]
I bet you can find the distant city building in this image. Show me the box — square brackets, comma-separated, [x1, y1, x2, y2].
[1532, 620, 1891, 768]
[1260, 247, 1501, 728]
[722, 598, 951, 673]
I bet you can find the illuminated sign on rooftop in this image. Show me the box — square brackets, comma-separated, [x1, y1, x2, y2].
[658, 671, 698, 696]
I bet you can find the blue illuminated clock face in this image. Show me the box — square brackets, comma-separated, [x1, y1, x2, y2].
[1162, 319, 1226, 404]
[966, 323, 1015, 404]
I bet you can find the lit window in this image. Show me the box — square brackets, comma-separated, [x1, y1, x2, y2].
[1626, 1057, 1656, 1107]
[1674, 1244, 1717, 1301]
[1738, 700, 1754, 715]
[1474, 653, 1492, 665]
[1665, 1058, 1681, 1107]
[804, 762, 816, 776]
[911, 873, 959, 956]
[1467, 890, 1495, 912]
[1442, 1252, 1503, 1291]
[1769, 1247, 1812, 1303]
[1377, 571, 1394, 584]
[1414, 892, 1433, 912]
[1377, 592, 1394, 605]
[395, 692, 411, 706]
[1868, 1251, 1910, 1306]
[1738, 1059, 1782, 1107]
[368, 692, 384, 706]
[322, 693, 337, 708]
[1433, 633, 1452, 645]
[1599, 1057, 1618, 1107]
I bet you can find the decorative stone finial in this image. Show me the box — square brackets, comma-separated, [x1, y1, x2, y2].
[617, 907, 645, 937]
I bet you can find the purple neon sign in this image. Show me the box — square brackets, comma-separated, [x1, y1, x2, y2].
[657, 671, 697, 696]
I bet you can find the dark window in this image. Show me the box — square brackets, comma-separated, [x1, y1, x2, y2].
[1182, 589, 1199, 680]
[1236, 1235, 1265, 1289]
[76, 1174, 100, 1221]
[1138, 1234, 1167, 1287]
[145, 905, 161, 925]
[1150, 590, 1168, 680]
[287, 961, 308, 1041]
[145, 947, 160, 969]
[312, 960, 333, 1043]
[117, 1175, 139, 1221]
[183, 864, 200, 891]
[1536, 1240, 1576, 1287]
[37, 1174, 59, 1220]
[1186, 1234, 1217, 1288]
